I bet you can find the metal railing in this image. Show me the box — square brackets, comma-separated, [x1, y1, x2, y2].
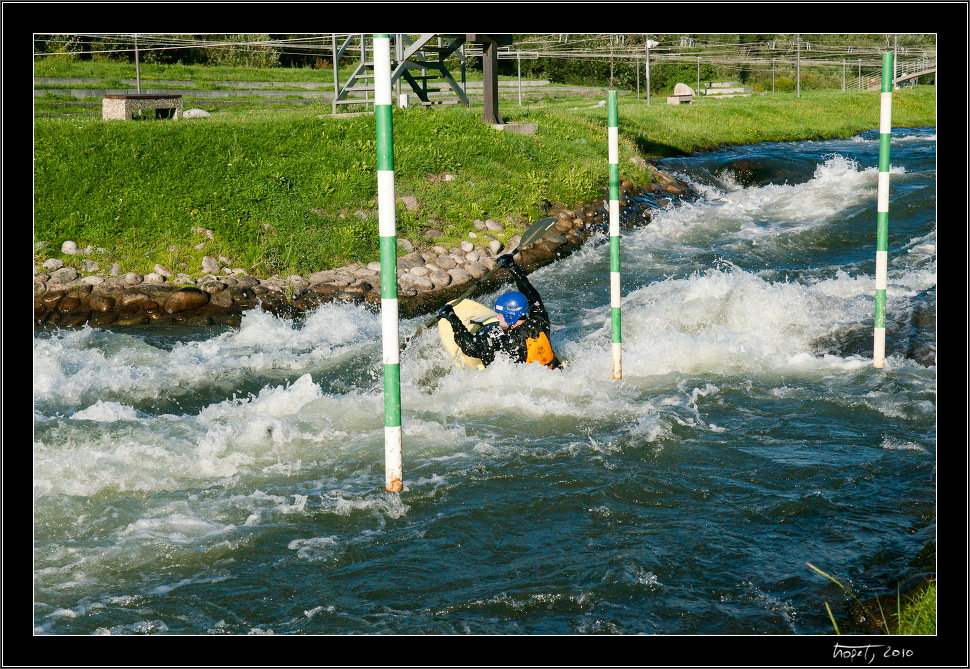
[843, 52, 936, 93]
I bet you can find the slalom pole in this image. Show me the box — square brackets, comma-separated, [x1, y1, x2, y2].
[374, 34, 403, 491]
[873, 51, 893, 369]
[608, 90, 622, 380]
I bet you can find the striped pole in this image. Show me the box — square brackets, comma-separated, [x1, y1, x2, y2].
[873, 51, 893, 369]
[374, 34, 403, 491]
[608, 91, 622, 380]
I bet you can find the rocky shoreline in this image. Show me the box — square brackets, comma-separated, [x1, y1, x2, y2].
[34, 165, 693, 329]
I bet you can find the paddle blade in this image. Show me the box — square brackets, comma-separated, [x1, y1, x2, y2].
[519, 217, 558, 248]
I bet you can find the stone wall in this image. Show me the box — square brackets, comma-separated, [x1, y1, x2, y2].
[34, 173, 693, 329]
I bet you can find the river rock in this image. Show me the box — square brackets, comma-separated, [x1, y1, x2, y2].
[57, 295, 81, 312]
[165, 287, 210, 313]
[210, 291, 234, 308]
[464, 261, 487, 279]
[432, 255, 457, 270]
[89, 293, 116, 312]
[90, 311, 118, 326]
[311, 282, 338, 295]
[49, 267, 78, 284]
[428, 270, 452, 288]
[399, 252, 426, 269]
[198, 279, 227, 294]
[71, 284, 93, 298]
[400, 273, 433, 291]
[229, 286, 257, 302]
[202, 256, 221, 274]
[447, 267, 473, 284]
[119, 291, 150, 307]
[306, 271, 334, 284]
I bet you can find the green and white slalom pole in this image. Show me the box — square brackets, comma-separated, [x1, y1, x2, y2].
[374, 34, 403, 491]
[873, 51, 893, 369]
[608, 90, 622, 380]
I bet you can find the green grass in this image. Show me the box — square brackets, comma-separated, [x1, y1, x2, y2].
[33, 85, 936, 279]
[894, 580, 936, 635]
[34, 56, 501, 86]
[543, 87, 937, 157]
[808, 563, 936, 635]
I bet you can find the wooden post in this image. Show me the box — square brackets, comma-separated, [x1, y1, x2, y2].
[481, 39, 502, 124]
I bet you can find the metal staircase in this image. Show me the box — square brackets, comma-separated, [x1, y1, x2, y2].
[331, 34, 472, 112]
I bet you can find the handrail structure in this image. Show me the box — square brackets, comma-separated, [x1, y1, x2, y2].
[331, 34, 472, 113]
[843, 51, 936, 93]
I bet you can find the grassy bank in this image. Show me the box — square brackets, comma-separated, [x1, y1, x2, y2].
[809, 563, 936, 635]
[33, 86, 936, 279]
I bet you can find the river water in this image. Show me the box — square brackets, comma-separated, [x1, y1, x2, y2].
[33, 128, 936, 640]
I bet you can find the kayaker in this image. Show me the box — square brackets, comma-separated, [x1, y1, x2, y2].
[438, 254, 562, 369]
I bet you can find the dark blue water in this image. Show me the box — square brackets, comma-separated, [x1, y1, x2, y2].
[33, 128, 936, 644]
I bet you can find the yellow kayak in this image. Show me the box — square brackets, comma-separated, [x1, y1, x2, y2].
[437, 299, 499, 370]
[437, 298, 565, 370]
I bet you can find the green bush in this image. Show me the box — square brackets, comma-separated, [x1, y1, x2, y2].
[202, 34, 280, 68]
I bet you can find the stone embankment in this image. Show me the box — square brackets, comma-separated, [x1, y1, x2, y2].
[34, 165, 693, 329]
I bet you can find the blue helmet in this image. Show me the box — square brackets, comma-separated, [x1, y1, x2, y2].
[495, 291, 529, 325]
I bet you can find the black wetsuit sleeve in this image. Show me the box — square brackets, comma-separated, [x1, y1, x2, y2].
[445, 312, 499, 365]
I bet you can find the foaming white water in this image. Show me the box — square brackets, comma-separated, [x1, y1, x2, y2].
[33, 262, 929, 504]
[70, 400, 139, 422]
[568, 265, 874, 379]
[33, 304, 383, 414]
[637, 154, 904, 247]
[848, 131, 936, 144]
[32, 130, 937, 636]
[34, 304, 389, 499]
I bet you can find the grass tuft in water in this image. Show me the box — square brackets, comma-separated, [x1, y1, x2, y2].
[807, 562, 936, 635]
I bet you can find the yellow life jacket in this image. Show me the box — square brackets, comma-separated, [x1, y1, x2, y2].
[526, 332, 556, 368]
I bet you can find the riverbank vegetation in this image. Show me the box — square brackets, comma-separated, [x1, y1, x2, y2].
[34, 33, 938, 94]
[33, 81, 935, 279]
[808, 563, 936, 635]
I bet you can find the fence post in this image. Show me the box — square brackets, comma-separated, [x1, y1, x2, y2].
[374, 34, 403, 491]
[873, 51, 893, 369]
[608, 91, 622, 380]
